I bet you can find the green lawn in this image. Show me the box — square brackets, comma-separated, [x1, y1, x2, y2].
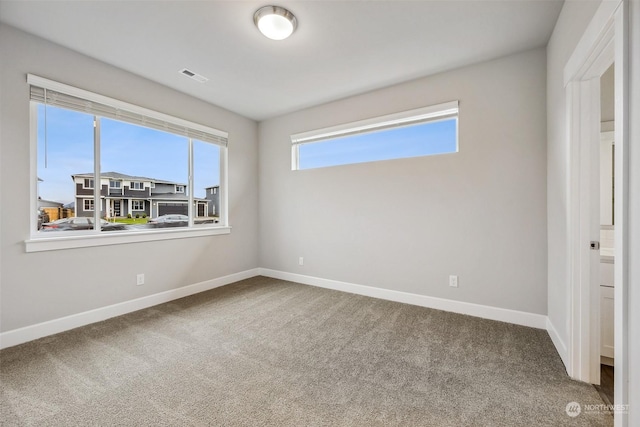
[112, 217, 148, 225]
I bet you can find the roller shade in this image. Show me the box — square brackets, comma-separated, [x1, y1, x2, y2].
[29, 75, 228, 147]
[291, 100, 458, 145]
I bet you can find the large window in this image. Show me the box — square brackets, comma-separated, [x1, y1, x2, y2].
[30, 75, 228, 250]
[291, 101, 458, 170]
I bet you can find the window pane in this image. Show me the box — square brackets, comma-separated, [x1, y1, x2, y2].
[37, 105, 95, 233]
[193, 140, 220, 226]
[298, 118, 458, 170]
[100, 118, 188, 232]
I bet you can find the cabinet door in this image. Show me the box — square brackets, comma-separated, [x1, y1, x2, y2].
[600, 262, 614, 286]
[600, 285, 615, 359]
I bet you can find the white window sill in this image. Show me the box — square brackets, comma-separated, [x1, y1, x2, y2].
[25, 226, 231, 253]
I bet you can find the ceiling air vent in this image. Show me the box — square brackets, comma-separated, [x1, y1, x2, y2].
[179, 68, 209, 83]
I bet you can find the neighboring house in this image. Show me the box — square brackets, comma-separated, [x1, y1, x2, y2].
[37, 198, 63, 210]
[37, 198, 67, 222]
[37, 177, 70, 221]
[71, 172, 208, 218]
[204, 185, 219, 217]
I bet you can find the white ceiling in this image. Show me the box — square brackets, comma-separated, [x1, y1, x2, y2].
[0, 0, 563, 121]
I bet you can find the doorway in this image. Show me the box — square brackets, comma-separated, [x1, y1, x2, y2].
[564, 0, 628, 422]
[594, 64, 615, 406]
[113, 200, 122, 218]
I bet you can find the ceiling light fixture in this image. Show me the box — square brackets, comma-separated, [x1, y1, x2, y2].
[253, 5, 297, 41]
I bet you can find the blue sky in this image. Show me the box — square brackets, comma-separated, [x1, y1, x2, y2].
[37, 105, 220, 204]
[38, 105, 456, 202]
[298, 118, 458, 170]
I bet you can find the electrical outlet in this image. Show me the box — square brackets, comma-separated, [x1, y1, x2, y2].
[136, 274, 145, 286]
[449, 275, 458, 288]
[298, 257, 304, 266]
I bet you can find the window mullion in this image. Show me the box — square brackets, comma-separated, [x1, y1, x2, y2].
[220, 146, 228, 226]
[94, 116, 101, 233]
[188, 138, 194, 227]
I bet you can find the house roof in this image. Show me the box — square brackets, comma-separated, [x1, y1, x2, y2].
[204, 185, 220, 189]
[72, 172, 186, 186]
[37, 199, 64, 208]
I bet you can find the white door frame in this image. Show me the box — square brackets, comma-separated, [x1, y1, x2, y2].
[564, 0, 629, 423]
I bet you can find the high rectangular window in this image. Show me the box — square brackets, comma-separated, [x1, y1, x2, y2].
[291, 101, 458, 170]
[30, 74, 228, 247]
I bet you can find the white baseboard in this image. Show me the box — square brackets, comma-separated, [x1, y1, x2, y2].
[546, 317, 569, 369]
[258, 268, 548, 330]
[0, 268, 260, 350]
[2, 267, 568, 366]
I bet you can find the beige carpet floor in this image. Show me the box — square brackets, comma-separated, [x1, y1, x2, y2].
[1, 276, 612, 426]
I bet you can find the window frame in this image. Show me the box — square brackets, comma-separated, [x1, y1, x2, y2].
[130, 181, 144, 191]
[83, 178, 94, 189]
[83, 199, 94, 212]
[131, 200, 145, 211]
[27, 75, 230, 253]
[290, 100, 459, 170]
[109, 180, 121, 189]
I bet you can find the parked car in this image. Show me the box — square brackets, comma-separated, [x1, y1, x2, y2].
[37, 209, 50, 230]
[102, 222, 128, 232]
[147, 214, 188, 228]
[194, 218, 219, 225]
[41, 217, 126, 232]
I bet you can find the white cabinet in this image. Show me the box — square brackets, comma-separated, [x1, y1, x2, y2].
[600, 259, 614, 285]
[600, 258, 615, 363]
[600, 285, 615, 360]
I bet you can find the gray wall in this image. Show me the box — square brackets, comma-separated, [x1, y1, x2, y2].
[545, 0, 602, 353]
[259, 48, 548, 315]
[0, 24, 259, 332]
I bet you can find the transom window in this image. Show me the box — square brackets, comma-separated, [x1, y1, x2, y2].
[291, 101, 459, 170]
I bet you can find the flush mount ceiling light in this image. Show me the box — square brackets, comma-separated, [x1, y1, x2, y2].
[253, 5, 297, 41]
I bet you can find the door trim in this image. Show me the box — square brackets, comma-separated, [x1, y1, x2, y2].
[564, 0, 629, 423]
